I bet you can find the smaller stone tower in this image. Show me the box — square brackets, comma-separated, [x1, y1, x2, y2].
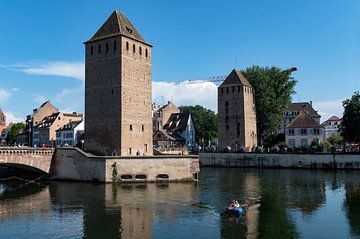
[0, 107, 6, 133]
[218, 69, 257, 151]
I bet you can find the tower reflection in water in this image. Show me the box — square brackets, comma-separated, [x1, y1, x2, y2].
[1, 169, 360, 239]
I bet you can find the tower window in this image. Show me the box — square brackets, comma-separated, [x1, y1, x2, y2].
[139, 46, 142, 55]
[114, 41, 117, 51]
[226, 88, 229, 93]
[238, 86, 240, 92]
[130, 124, 133, 131]
[90, 46, 93, 55]
[142, 125, 144, 131]
[221, 88, 223, 93]
[232, 86, 235, 92]
[98, 44, 101, 53]
[126, 42, 129, 51]
[145, 49, 148, 57]
[133, 44, 136, 53]
[106, 42, 109, 53]
[226, 125, 229, 130]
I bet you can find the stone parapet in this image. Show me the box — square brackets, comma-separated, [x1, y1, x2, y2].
[199, 152, 360, 169]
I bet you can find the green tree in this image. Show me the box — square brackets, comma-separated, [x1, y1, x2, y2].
[178, 105, 217, 145]
[6, 122, 25, 146]
[242, 66, 297, 145]
[341, 92, 360, 143]
[327, 135, 343, 145]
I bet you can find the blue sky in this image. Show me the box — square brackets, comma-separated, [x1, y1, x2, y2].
[0, 0, 359, 123]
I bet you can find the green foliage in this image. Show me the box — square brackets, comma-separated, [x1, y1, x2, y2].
[278, 141, 292, 150]
[6, 122, 25, 145]
[179, 105, 217, 145]
[341, 91, 360, 142]
[327, 135, 343, 145]
[242, 66, 297, 145]
[319, 141, 332, 153]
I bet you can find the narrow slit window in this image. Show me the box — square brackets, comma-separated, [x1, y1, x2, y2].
[133, 44, 136, 53]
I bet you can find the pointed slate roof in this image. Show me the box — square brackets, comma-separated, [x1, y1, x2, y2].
[85, 10, 151, 46]
[286, 111, 323, 129]
[219, 69, 252, 88]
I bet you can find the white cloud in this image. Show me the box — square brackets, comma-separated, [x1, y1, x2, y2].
[0, 88, 11, 103]
[313, 99, 344, 122]
[152, 81, 218, 112]
[3, 111, 24, 124]
[54, 86, 84, 114]
[32, 94, 47, 105]
[11, 88, 20, 92]
[5, 61, 85, 82]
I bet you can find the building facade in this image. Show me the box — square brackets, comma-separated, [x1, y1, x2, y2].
[152, 101, 180, 132]
[56, 120, 84, 148]
[322, 116, 342, 141]
[22, 101, 58, 146]
[84, 10, 153, 156]
[285, 111, 323, 147]
[279, 102, 320, 134]
[218, 69, 257, 151]
[33, 112, 83, 147]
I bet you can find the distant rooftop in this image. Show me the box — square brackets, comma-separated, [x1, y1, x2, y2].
[286, 111, 322, 129]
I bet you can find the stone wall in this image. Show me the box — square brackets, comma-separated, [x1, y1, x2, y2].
[199, 152, 360, 169]
[54, 148, 199, 182]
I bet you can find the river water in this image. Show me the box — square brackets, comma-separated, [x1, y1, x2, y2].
[0, 168, 360, 239]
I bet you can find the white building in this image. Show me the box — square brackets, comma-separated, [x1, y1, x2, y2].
[322, 116, 342, 141]
[285, 111, 323, 147]
[56, 120, 84, 148]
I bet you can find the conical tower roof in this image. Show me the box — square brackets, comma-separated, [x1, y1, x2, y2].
[219, 69, 252, 88]
[85, 10, 151, 46]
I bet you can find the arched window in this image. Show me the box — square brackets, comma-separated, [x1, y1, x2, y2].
[126, 42, 129, 51]
[139, 46, 142, 55]
[145, 48, 148, 57]
[133, 44, 136, 53]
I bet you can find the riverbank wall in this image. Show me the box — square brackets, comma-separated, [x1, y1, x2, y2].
[53, 148, 199, 182]
[199, 152, 360, 169]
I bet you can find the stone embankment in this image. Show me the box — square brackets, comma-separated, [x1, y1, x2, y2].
[53, 148, 199, 182]
[199, 152, 360, 169]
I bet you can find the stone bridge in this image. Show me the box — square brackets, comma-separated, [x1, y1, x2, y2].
[0, 148, 54, 174]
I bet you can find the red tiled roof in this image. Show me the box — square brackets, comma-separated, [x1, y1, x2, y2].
[286, 111, 323, 129]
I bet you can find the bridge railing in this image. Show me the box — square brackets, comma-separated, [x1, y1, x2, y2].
[0, 147, 55, 155]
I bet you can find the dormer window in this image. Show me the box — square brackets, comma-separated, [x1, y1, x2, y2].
[126, 26, 133, 34]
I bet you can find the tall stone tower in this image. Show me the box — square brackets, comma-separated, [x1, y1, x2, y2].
[84, 10, 153, 156]
[218, 69, 257, 151]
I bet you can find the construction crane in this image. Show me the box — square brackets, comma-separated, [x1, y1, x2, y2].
[172, 67, 297, 85]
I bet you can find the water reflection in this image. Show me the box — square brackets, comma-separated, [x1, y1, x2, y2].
[0, 169, 360, 238]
